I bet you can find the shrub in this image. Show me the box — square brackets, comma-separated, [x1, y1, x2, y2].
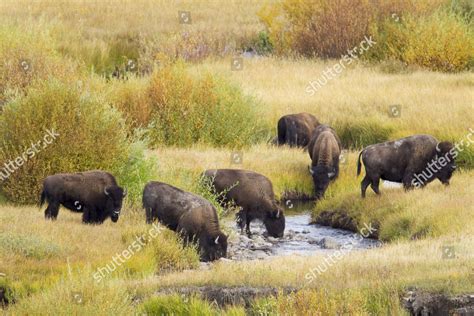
[146, 61, 268, 147]
[259, 0, 373, 58]
[0, 79, 131, 203]
[259, 0, 473, 72]
[107, 78, 151, 133]
[369, 9, 474, 72]
[0, 25, 79, 104]
[334, 119, 395, 149]
[115, 135, 158, 206]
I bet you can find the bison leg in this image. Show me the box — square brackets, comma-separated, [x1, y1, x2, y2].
[45, 201, 60, 220]
[361, 176, 371, 198]
[236, 210, 246, 234]
[370, 176, 381, 195]
[402, 173, 415, 191]
[146, 207, 153, 224]
[245, 216, 252, 236]
[82, 208, 98, 224]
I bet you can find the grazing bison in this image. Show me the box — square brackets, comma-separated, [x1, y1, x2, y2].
[277, 113, 320, 147]
[203, 169, 285, 238]
[308, 125, 342, 199]
[357, 135, 457, 197]
[40, 170, 126, 224]
[142, 181, 227, 262]
[308, 125, 341, 199]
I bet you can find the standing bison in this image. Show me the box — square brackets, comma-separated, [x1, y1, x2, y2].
[357, 135, 456, 197]
[277, 113, 320, 147]
[142, 181, 227, 262]
[308, 125, 342, 199]
[203, 169, 285, 238]
[40, 170, 126, 224]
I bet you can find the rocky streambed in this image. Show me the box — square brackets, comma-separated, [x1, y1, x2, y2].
[223, 202, 381, 261]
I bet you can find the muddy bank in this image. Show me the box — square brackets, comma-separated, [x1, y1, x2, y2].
[314, 210, 379, 239]
[403, 290, 474, 315]
[154, 286, 298, 308]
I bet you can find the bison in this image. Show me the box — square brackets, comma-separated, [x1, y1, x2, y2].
[142, 181, 227, 262]
[203, 169, 285, 238]
[40, 170, 126, 224]
[357, 135, 457, 197]
[308, 125, 342, 199]
[277, 113, 320, 147]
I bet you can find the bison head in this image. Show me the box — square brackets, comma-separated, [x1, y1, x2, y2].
[104, 185, 127, 222]
[201, 232, 228, 262]
[435, 142, 457, 185]
[309, 165, 336, 199]
[264, 204, 285, 238]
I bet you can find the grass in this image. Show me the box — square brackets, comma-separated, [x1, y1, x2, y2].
[310, 151, 474, 240]
[0, 203, 198, 304]
[149, 144, 314, 199]
[0, 1, 473, 313]
[191, 58, 473, 155]
[1, 150, 473, 314]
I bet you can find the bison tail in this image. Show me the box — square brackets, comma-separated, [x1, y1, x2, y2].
[357, 150, 364, 176]
[39, 190, 46, 208]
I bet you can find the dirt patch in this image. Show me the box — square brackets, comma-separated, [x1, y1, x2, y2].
[403, 290, 474, 315]
[155, 286, 298, 307]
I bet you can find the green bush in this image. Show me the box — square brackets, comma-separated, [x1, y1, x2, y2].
[369, 9, 474, 72]
[0, 79, 131, 203]
[147, 61, 269, 148]
[115, 135, 158, 206]
[334, 119, 395, 149]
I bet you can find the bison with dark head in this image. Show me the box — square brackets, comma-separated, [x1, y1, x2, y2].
[40, 170, 126, 224]
[308, 125, 342, 199]
[277, 113, 320, 148]
[357, 135, 457, 197]
[203, 169, 285, 238]
[142, 181, 227, 262]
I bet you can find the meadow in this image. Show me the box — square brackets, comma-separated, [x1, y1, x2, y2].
[0, 0, 473, 314]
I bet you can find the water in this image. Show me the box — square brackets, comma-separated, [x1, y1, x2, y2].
[225, 201, 381, 261]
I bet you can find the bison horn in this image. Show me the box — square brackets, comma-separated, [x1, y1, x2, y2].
[104, 187, 109, 196]
[308, 165, 314, 175]
[214, 236, 220, 244]
[123, 188, 127, 197]
[276, 209, 281, 218]
[328, 171, 336, 178]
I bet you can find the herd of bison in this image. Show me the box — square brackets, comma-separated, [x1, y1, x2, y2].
[39, 113, 457, 261]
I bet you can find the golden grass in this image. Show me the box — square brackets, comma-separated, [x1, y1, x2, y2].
[133, 233, 474, 299]
[0, 0, 264, 37]
[192, 58, 474, 141]
[150, 144, 314, 198]
[312, 154, 474, 240]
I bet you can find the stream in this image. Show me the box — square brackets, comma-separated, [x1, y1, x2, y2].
[224, 201, 381, 261]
